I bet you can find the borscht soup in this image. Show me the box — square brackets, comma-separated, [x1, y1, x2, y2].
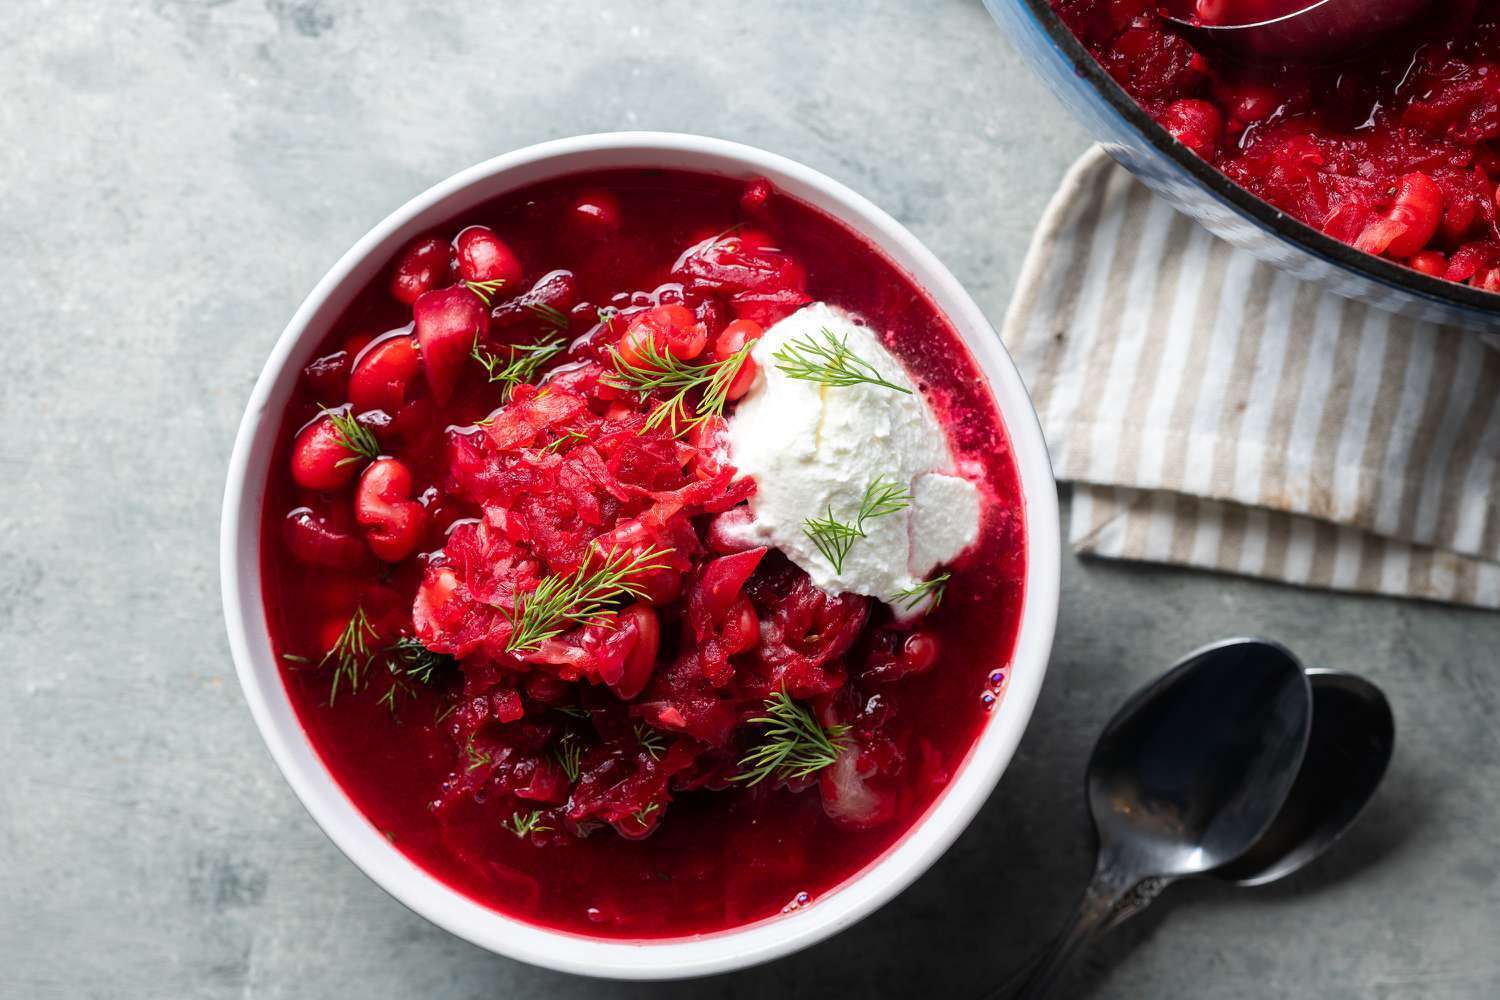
[1051, 0, 1500, 289]
[260, 168, 1026, 938]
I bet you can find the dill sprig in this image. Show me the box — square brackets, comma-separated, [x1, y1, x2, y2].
[802, 507, 861, 576]
[526, 302, 572, 332]
[732, 689, 851, 786]
[606, 337, 752, 436]
[500, 545, 675, 654]
[471, 334, 567, 402]
[387, 636, 454, 685]
[464, 277, 507, 305]
[891, 572, 951, 612]
[553, 704, 591, 720]
[801, 476, 913, 574]
[322, 607, 379, 704]
[377, 672, 417, 717]
[771, 327, 912, 395]
[635, 722, 667, 761]
[553, 733, 584, 782]
[464, 732, 493, 772]
[320, 406, 381, 466]
[857, 476, 913, 521]
[502, 809, 552, 839]
[629, 802, 661, 826]
[541, 429, 588, 455]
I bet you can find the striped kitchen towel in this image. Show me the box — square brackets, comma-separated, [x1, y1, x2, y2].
[1002, 146, 1500, 608]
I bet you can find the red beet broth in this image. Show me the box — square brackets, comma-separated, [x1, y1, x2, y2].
[260, 167, 1026, 938]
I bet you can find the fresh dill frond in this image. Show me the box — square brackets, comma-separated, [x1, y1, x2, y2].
[541, 429, 589, 454]
[732, 689, 851, 786]
[629, 802, 660, 826]
[470, 334, 567, 402]
[553, 704, 591, 719]
[377, 672, 417, 717]
[281, 653, 312, 665]
[553, 733, 584, 782]
[525, 302, 572, 332]
[891, 572, 951, 612]
[322, 607, 380, 704]
[771, 327, 912, 395]
[801, 505, 862, 575]
[634, 722, 667, 761]
[464, 277, 507, 305]
[500, 545, 675, 654]
[387, 636, 454, 685]
[606, 337, 752, 436]
[502, 809, 552, 839]
[800, 476, 913, 574]
[434, 699, 458, 725]
[320, 406, 381, 466]
[857, 475, 913, 522]
[464, 732, 493, 772]
[692, 342, 754, 428]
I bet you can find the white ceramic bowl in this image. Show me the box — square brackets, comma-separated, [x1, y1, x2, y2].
[220, 132, 1060, 980]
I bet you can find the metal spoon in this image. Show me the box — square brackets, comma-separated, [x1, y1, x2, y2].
[991, 667, 1394, 997]
[1106, 667, 1395, 920]
[1008, 638, 1313, 999]
[1212, 668, 1394, 884]
[1161, 0, 1433, 62]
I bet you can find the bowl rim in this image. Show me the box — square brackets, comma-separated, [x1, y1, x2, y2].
[219, 131, 1060, 980]
[1005, 0, 1500, 321]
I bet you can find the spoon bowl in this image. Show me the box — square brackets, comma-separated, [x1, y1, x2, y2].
[1088, 637, 1313, 876]
[1162, 0, 1435, 61]
[1213, 668, 1394, 885]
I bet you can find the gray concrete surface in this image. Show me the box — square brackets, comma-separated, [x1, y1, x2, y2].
[2, 1, 1497, 997]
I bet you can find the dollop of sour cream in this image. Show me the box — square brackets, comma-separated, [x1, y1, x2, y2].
[723, 303, 981, 612]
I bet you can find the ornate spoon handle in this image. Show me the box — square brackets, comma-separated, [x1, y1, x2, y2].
[986, 875, 1174, 999]
[1010, 864, 1137, 1000]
